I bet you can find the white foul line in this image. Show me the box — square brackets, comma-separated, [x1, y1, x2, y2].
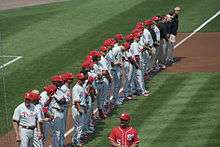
[0, 56, 23, 69]
[175, 10, 220, 49]
[50, 10, 220, 144]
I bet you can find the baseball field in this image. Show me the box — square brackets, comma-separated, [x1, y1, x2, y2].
[0, 0, 220, 146]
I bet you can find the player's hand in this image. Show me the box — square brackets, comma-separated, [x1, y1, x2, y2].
[16, 134, 21, 142]
[37, 131, 43, 140]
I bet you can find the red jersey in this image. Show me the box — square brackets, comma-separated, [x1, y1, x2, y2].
[108, 126, 139, 146]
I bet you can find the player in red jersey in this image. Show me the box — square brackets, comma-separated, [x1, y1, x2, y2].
[108, 113, 139, 147]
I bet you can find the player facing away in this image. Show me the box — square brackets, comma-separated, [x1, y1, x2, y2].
[108, 113, 139, 147]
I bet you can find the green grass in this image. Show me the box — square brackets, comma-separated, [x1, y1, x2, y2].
[0, 0, 219, 141]
[201, 15, 220, 32]
[85, 72, 220, 146]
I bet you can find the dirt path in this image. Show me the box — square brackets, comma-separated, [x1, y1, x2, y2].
[0, 0, 68, 10]
[165, 32, 220, 72]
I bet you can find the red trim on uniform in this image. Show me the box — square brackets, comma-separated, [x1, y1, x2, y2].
[124, 127, 132, 146]
[118, 127, 124, 145]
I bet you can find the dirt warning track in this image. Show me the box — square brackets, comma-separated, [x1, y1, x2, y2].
[165, 32, 220, 72]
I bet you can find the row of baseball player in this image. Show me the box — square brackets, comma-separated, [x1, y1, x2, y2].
[12, 6, 181, 147]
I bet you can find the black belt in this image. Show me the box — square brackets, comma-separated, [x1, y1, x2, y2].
[20, 125, 35, 130]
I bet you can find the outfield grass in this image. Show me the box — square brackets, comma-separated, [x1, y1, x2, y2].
[85, 73, 220, 146]
[0, 0, 219, 140]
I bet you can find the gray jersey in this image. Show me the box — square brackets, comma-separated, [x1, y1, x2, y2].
[13, 102, 38, 127]
[60, 84, 71, 103]
[72, 83, 87, 107]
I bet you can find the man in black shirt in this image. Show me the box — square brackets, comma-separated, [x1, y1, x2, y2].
[158, 15, 172, 68]
[169, 7, 181, 63]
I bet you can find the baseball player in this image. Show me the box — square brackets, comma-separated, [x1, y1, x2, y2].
[143, 20, 157, 72]
[39, 84, 57, 143]
[104, 39, 119, 105]
[151, 16, 161, 71]
[108, 113, 139, 147]
[111, 38, 124, 105]
[99, 45, 113, 114]
[81, 60, 96, 135]
[72, 73, 87, 147]
[92, 51, 108, 119]
[121, 40, 134, 99]
[50, 75, 67, 147]
[129, 31, 147, 96]
[12, 91, 41, 147]
[30, 90, 45, 147]
[60, 72, 74, 145]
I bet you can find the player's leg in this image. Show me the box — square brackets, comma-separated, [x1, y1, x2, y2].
[33, 128, 44, 147]
[19, 127, 33, 147]
[72, 105, 82, 146]
[123, 61, 132, 98]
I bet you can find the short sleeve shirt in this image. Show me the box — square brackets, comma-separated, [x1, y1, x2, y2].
[12, 103, 38, 127]
[72, 83, 86, 106]
[108, 126, 140, 146]
[60, 84, 71, 103]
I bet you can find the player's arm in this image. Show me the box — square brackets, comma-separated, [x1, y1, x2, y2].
[108, 129, 122, 147]
[12, 120, 20, 142]
[108, 137, 122, 147]
[12, 107, 21, 142]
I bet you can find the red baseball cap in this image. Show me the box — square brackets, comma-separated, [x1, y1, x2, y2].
[62, 72, 74, 81]
[120, 113, 131, 121]
[133, 32, 142, 38]
[103, 39, 113, 46]
[115, 34, 124, 40]
[24, 92, 32, 100]
[89, 50, 99, 57]
[82, 60, 93, 69]
[123, 42, 130, 50]
[44, 84, 57, 95]
[144, 20, 153, 26]
[151, 16, 159, 21]
[29, 92, 40, 101]
[100, 46, 108, 52]
[125, 34, 134, 41]
[51, 75, 63, 82]
[76, 73, 85, 80]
